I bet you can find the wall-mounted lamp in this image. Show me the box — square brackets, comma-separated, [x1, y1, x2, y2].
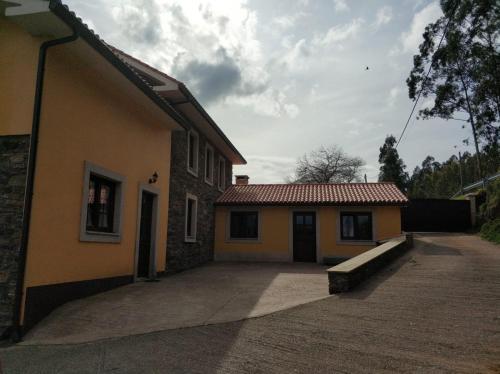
[149, 172, 159, 184]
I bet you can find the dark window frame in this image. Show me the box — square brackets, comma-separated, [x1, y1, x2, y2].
[340, 212, 373, 241]
[230, 211, 259, 240]
[86, 174, 116, 233]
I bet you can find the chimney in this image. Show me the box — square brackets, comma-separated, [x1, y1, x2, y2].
[235, 175, 249, 185]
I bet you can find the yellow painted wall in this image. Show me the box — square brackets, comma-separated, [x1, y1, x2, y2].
[214, 205, 402, 261]
[8, 28, 178, 323]
[215, 207, 290, 261]
[319, 206, 401, 258]
[0, 18, 44, 135]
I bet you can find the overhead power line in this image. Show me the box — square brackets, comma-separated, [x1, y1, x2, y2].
[395, 4, 457, 149]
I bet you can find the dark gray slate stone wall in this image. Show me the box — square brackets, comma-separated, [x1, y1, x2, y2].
[0, 135, 29, 336]
[166, 130, 232, 272]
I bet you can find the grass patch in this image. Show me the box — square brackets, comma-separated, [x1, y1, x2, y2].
[480, 218, 500, 244]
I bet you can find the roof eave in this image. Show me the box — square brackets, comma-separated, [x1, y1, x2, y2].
[178, 83, 247, 165]
[48, 0, 189, 131]
[214, 201, 408, 207]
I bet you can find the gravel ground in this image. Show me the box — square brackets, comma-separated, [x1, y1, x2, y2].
[1, 233, 499, 374]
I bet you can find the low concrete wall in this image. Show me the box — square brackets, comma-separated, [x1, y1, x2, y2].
[327, 234, 413, 294]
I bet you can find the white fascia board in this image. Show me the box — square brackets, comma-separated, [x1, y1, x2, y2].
[153, 85, 178, 92]
[118, 55, 179, 90]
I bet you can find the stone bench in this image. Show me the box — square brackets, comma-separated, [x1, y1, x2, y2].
[327, 234, 413, 294]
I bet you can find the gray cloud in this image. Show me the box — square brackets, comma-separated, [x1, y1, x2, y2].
[115, 0, 162, 45]
[174, 48, 267, 105]
[174, 48, 241, 104]
[109, 0, 269, 106]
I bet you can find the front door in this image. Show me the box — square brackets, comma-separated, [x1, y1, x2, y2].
[293, 212, 316, 262]
[137, 191, 154, 278]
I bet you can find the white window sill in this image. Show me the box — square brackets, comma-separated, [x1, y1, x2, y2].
[204, 178, 214, 186]
[185, 237, 197, 243]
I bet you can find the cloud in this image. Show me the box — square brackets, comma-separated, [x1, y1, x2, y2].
[345, 118, 384, 135]
[374, 6, 393, 28]
[107, 0, 285, 111]
[387, 87, 401, 107]
[399, 2, 442, 54]
[280, 38, 312, 69]
[228, 88, 300, 119]
[314, 18, 364, 46]
[284, 103, 300, 119]
[233, 155, 297, 183]
[278, 18, 361, 72]
[173, 48, 267, 105]
[333, 0, 349, 13]
[173, 49, 241, 105]
[273, 12, 307, 29]
[111, 1, 163, 44]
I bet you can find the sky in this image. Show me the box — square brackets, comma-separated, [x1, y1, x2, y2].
[65, 0, 477, 183]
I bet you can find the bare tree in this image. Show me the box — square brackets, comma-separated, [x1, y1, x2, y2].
[289, 146, 365, 183]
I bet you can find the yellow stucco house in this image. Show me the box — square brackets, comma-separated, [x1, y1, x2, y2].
[215, 179, 408, 263]
[0, 0, 191, 337]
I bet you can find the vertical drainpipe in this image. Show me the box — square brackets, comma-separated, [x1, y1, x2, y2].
[11, 30, 78, 342]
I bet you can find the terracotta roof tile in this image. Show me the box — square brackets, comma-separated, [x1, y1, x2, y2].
[216, 183, 408, 206]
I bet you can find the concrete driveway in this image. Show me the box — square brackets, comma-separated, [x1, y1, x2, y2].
[2, 233, 500, 373]
[22, 262, 329, 345]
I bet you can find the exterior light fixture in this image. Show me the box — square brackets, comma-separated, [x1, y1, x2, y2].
[149, 172, 159, 184]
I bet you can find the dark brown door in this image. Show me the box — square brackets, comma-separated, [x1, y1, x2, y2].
[293, 212, 316, 262]
[137, 191, 154, 278]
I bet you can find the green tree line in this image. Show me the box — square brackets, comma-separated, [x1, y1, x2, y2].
[407, 146, 499, 198]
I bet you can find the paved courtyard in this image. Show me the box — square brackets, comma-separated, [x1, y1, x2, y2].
[22, 262, 329, 344]
[1, 233, 499, 373]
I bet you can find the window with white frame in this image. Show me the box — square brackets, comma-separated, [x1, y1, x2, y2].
[80, 161, 125, 243]
[185, 193, 198, 242]
[217, 156, 226, 191]
[187, 130, 199, 176]
[204, 144, 214, 185]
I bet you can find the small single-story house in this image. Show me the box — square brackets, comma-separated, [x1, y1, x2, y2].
[214, 179, 408, 263]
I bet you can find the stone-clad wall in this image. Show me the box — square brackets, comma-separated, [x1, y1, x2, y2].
[166, 130, 233, 272]
[0, 135, 29, 336]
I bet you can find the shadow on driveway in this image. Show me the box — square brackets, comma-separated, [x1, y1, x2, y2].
[21, 262, 329, 345]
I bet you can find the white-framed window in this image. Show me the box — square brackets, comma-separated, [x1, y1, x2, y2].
[80, 161, 126, 243]
[217, 156, 226, 191]
[185, 193, 198, 242]
[187, 130, 199, 176]
[204, 143, 214, 185]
